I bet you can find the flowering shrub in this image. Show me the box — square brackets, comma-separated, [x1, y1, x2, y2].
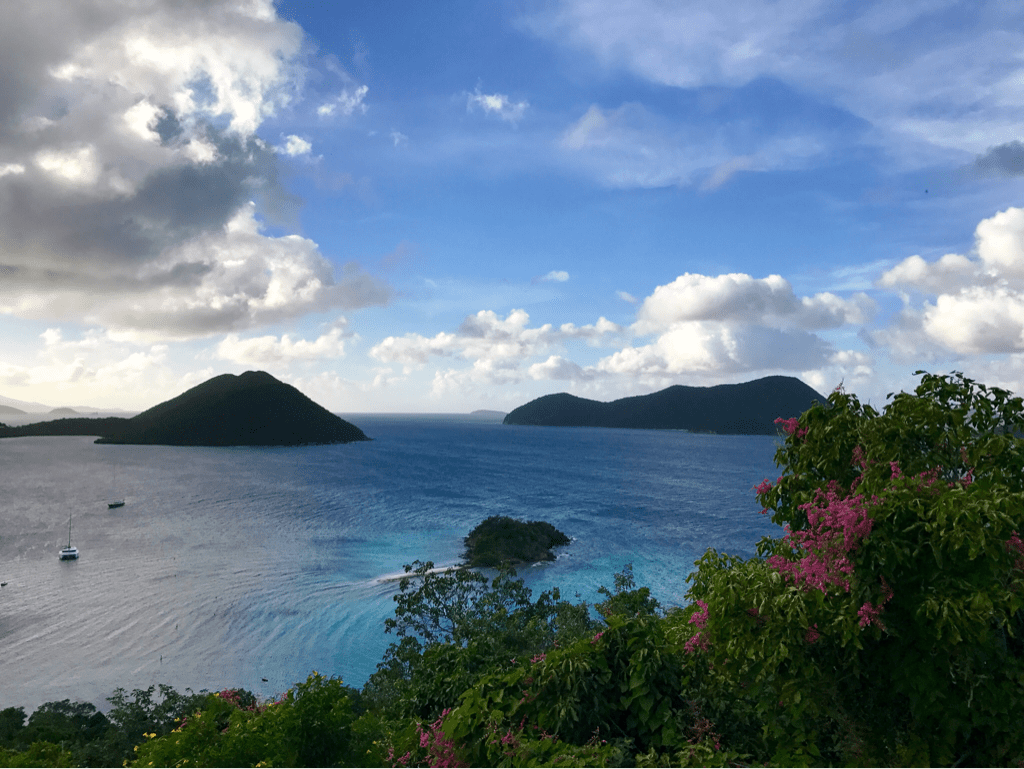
[685, 372, 1024, 765]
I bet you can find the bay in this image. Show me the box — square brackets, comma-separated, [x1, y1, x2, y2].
[0, 415, 782, 712]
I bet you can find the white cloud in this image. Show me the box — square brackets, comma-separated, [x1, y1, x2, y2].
[526, 0, 1024, 159]
[34, 146, 101, 186]
[217, 324, 352, 365]
[0, 325, 181, 408]
[369, 269, 873, 399]
[617, 290, 637, 303]
[0, 1, 390, 341]
[701, 156, 757, 191]
[873, 207, 1024, 355]
[877, 253, 981, 294]
[278, 134, 312, 156]
[317, 85, 369, 117]
[0, 203, 391, 340]
[559, 102, 823, 188]
[539, 270, 569, 282]
[634, 272, 875, 334]
[466, 88, 528, 123]
[369, 309, 620, 381]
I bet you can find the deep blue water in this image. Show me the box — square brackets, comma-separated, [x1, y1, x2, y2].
[0, 415, 782, 712]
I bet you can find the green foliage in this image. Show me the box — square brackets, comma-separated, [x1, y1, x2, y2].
[365, 560, 601, 721]
[14, 370, 1024, 767]
[463, 516, 571, 567]
[683, 371, 1024, 765]
[0, 741, 73, 768]
[131, 673, 360, 768]
[445, 613, 702, 764]
[595, 562, 661, 620]
[105, 684, 207, 764]
[0, 709, 25, 746]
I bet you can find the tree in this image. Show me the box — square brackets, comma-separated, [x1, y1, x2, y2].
[684, 372, 1024, 765]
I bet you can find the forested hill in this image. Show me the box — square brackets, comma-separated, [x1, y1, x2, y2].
[502, 376, 826, 434]
[0, 371, 369, 446]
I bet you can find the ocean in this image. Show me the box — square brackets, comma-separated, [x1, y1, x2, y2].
[0, 414, 782, 712]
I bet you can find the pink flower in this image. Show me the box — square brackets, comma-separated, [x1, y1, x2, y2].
[851, 445, 867, 470]
[858, 577, 894, 629]
[754, 478, 774, 495]
[768, 487, 874, 593]
[858, 602, 883, 629]
[684, 631, 709, 653]
[530, 653, 546, 664]
[1006, 531, 1024, 571]
[684, 601, 710, 653]
[774, 417, 807, 437]
[590, 631, 604, 644]
[805, 624, 820, 644]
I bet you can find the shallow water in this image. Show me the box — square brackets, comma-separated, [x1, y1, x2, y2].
[0, 416, 781, 711]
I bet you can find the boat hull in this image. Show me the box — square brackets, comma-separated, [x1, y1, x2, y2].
[59, 547, 79, 560]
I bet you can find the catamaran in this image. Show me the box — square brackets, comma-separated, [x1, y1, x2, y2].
[58, 513, 79, 560]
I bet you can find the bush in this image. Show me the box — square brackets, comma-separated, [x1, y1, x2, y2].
[364, 560, 601, 721]
[683, 372, 1024, 765]
[131, 674, 360, 767]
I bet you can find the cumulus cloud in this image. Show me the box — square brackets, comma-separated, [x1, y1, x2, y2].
[634, 273, 874, 334]
[278, 134, 312, 156]
[466, 88, 528, 123]
[370, 270, 873, 397]
[872, 207, 1024, 356]
[369, 309, 620, 379]
[0, 324, 180, 407]
[216, 322, 352, 365]
[0, 203, 391, 339]
[526, 0, 1024, 158]
[0, 0, 389, 340]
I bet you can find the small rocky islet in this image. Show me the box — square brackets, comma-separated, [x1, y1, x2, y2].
[462, 515, 571, 567]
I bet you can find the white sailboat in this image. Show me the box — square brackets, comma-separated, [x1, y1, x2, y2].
[108, 461, 124, 508]
[58, 513, 79, 560]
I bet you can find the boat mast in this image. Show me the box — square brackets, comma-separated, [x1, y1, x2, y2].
[67, 513, 72, 549]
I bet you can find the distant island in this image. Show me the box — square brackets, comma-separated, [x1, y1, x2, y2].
[48, 407, 79, 416]
[0, 371, 369, 446]
[470, 409, 506, 417]
[0, 404, 26, 415]
[463, 515, 571, 567]
[503, 375, 825, 435]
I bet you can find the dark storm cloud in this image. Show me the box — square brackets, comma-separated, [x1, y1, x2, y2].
[975, 141, 1024, 176]
[0, 0, 390, 338]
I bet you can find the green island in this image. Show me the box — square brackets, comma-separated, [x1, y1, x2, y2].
[463, 516, 571, 567]
[3, 371, 1024, 767]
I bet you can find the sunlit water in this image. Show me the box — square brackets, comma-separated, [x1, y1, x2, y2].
[0, 415, 782, 712]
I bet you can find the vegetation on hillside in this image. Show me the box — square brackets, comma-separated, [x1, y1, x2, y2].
[502, 375, 825, 434]
[2, 371, 1023, 766]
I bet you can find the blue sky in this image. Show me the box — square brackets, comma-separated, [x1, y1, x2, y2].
[2, 0, 1024, 412]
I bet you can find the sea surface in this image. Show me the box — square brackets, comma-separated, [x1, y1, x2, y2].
[0, 415, 783, 712]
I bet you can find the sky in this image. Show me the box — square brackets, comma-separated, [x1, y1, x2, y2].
[2, 0, 1024, 413]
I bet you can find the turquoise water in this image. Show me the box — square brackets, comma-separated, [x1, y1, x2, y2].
[0, 415, 782, 711]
